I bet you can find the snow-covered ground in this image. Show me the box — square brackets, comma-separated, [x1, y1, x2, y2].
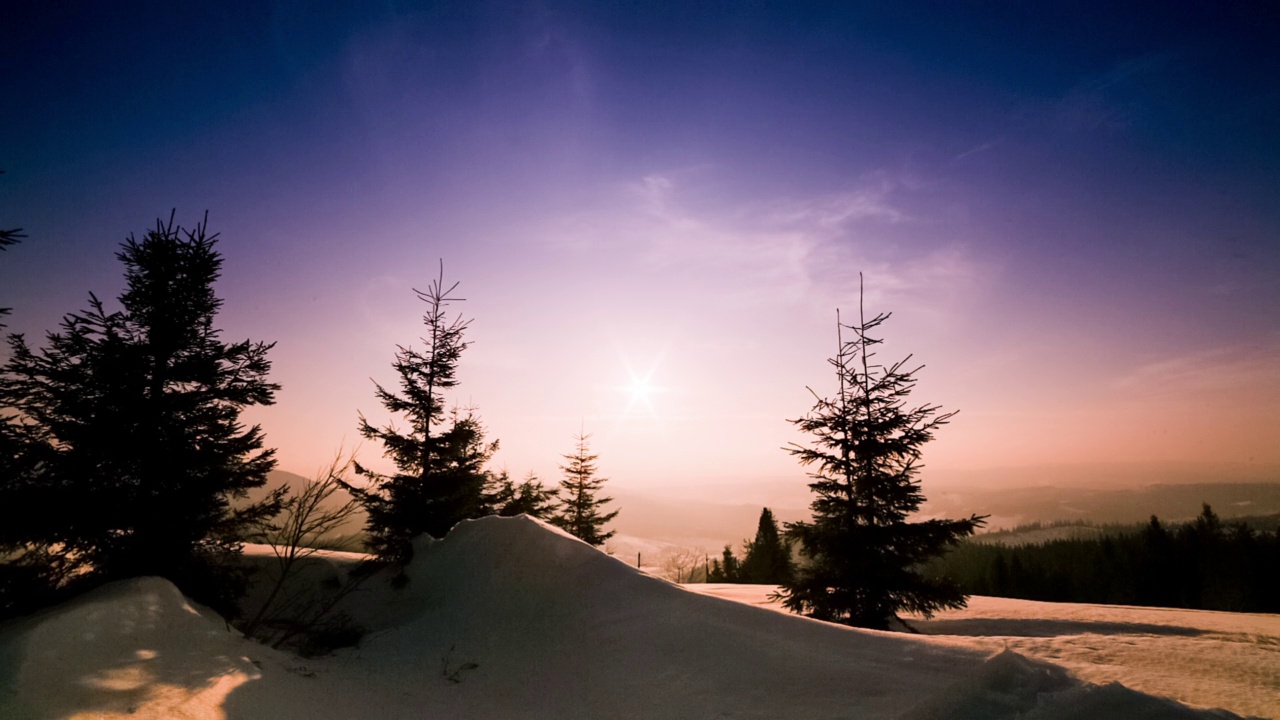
[692, 585, 1280, 719]
[1, 516, 1272, 719]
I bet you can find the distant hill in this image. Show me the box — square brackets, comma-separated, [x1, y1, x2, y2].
[608, 480, 1280, 550]
[608, 489, 807, 552]
[926, 461, 1280, 489]
[921, 482, 1280, 531]
[252, 466, 1280, 552]
[247, 469, 367, 541]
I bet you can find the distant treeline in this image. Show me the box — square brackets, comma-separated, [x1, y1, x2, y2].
[974, 513, 1280, 543]
[925, 505, 1280, 613]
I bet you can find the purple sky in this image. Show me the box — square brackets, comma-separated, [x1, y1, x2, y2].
[3, 3, 1278, 490]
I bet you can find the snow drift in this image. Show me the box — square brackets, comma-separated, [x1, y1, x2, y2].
[0, 516, 1258, 719]
[338, 516, 996, 719]
[0, 577, 261, 719]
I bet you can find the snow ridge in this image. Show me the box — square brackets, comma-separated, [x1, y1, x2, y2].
[0, 516, 1259, 719]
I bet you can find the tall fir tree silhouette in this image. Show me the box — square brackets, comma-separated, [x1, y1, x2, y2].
[344, 263, 498, 561]
[0, 212, 280, 611]
[550, 433, 618, 546]
[0, 228, 24, 327]
[740, 508, 794, 584]
[780, 276, 984, 629]
[0, 169, 26, 328]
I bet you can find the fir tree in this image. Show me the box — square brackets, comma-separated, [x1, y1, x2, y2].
[345, 264, 498, 560]
[493, 471, 560, 519]
[0, 190, 38, 608]
[0, 170, 26, 328]
[708, 545, 741, 582]
[2, 210, 63, 615]
[0, 228, 25, 328]
[0, 213, 281, 611]
[780, 276, 984, 629]
[550, 433, 618, 546]
[740, 507, 794, 584]
[1139, 515, 1178, 607]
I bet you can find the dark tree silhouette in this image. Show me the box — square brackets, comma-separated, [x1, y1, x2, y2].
[0, 213, 281, 612]
[0, 195, 54, 615]
[708, 545, 741, 582]
[926, 505, 1280, 613]
[550, 433, 618, 546]
[343, 264, 498, 560]
[0, 168, 26, 328]
[0, 228, 24, 327]
[780, 276, 984, 629]
[493, 471, 560, 519]
[740, 507, 794, 584]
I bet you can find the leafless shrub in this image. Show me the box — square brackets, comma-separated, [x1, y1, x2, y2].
[657, 546, 709, 584]
[241, 451, 369, 652]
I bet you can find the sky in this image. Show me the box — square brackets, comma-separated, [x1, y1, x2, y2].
[2, 1, 1278, 493]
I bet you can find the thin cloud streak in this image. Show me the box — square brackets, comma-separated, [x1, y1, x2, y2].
[586, 170, 994, 313]
[1112, 343, 1280, 401]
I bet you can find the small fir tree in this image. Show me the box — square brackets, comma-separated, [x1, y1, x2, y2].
[780, 276, 984, 629]
[740, 508, 794, 584]
[1, 168, 26, 327]
[708, 545, 741, 582]
[0, 222, 25, 328]
[0, 213, 281, 611]
[493, 471, 560, 519]
[550, 433, 618, 546]
[344, 264, 498, 560]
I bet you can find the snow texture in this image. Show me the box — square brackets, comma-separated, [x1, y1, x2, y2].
[1, 515, 1269, 719]
[693, 583, 1279, 718]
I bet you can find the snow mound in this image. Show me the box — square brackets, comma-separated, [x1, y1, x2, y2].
[402, 513, 659, 609]
[333, 515, 1247, 719]
[0, 577, 260, 720]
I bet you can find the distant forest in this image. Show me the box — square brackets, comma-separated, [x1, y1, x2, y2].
[925, 505, 1280, 613]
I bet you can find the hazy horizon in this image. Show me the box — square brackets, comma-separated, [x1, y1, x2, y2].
[262, 465, 1280, 556]
[4, 3, 1278, 493]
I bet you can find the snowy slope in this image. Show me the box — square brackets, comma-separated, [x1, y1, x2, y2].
[691, 579, 1280, 712]
[0, 516, 1264, 719]
[915, 595, 1280, 719]
[691, 586, 1280, 719]
[0, 577, 266, 719]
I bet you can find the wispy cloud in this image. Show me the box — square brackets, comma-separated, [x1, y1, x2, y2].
[606, 170, 991, 310]
[952, 140, 1000, 163]
[626, 173, 817, 303]
[1112, 343, 1280, 400]
[1032, 54, 1171, 135]
[760, 184, 907, 228]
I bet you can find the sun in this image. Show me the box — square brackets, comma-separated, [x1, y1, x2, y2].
[617, 351, 665, 418]
[626, 375, 654, 405]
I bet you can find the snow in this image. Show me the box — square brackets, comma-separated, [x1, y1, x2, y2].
[2, 516, 1272, 719]
[915, 596, 1280, 720]
[0, 577, 263, 719]
[691, 585, 1280, 719]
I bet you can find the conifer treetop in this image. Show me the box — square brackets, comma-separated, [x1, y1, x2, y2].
[779, 274, 984, 629]
[343, 262, 500, 559]
[551, 432, 619, 546]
